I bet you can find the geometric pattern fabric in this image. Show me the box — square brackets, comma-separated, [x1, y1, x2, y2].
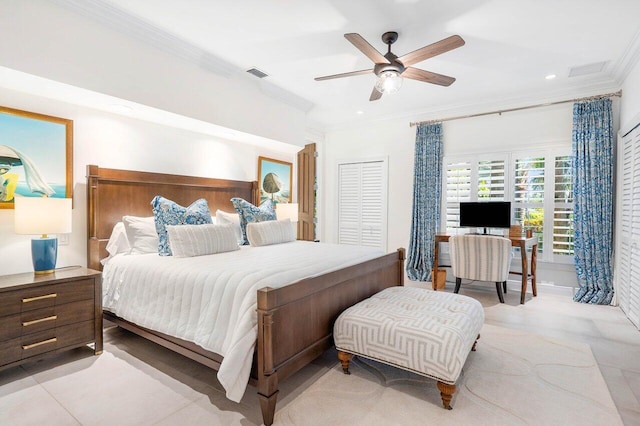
[334, 287, 484, 384]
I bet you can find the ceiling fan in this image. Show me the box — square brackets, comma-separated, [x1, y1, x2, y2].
[315, 31, 465, 101]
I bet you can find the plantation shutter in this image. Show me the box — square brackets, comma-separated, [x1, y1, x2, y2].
[553, 155, 574, 256]
[616, 122, 640, 327]
[513, 156, 545, 252]
[338, 160, 387, 249]
[445, 161, 471, 233]
[478, 159, 505, 200]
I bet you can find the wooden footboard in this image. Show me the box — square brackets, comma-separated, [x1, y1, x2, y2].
[256, 248, 405, 425]
[87, 164, 406, 426]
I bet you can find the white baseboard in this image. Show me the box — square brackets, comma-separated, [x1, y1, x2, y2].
[431, 278, 576, 297]
[505, 279, 574, 296]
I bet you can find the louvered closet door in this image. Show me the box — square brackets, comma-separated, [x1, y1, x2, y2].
[616, 122, 640, 328]
[338, 160, 387, 250]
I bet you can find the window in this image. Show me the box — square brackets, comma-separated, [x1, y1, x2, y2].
[478, 159, 505, 200]
[513, 156, 545, 252]
[442, 150, 573, 263]
[553, 156, 574, 256]
[444, 161, 471, 234]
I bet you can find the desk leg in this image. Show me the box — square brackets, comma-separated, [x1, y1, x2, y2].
[520, 243, 528, 305]
[432, 241, 440, 291]
[531, 244, 538, 297]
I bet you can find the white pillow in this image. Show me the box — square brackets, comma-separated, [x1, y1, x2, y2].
[105, 222, 130, 256]
[246, 219, 296, 247]
[215, 209, 243, 244]
[166, 223, 240, 257]
[122, 216, 158, 254]
[101, 222, 131, 265]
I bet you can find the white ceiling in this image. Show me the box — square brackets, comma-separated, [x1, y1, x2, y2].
[58, 0, 640, 129]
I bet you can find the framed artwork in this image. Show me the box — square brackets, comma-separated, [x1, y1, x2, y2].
[258, 156, 292, 204]
[0, 106, 73, 209]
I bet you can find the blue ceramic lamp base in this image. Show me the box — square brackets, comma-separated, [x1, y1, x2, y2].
[31, 237, 58, 274]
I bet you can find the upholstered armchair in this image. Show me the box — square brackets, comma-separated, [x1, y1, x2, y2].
[449, 234, 512, 303]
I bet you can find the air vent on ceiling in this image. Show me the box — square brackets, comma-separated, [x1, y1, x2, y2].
[246, 67, 269, 78]
[568, 61, 608, 77]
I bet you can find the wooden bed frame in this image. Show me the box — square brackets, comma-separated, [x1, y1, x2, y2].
[86, 165, 405, 425]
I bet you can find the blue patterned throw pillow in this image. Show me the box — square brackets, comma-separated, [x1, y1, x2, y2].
[151, 196, 212, 256]
[230, 198, 276, 245]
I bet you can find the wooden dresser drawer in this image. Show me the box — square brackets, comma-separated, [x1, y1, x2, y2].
[0, 337, 22, 366]
[0, 313, 21, 341]
[0, 300, 95, 341]
[20, 320, 95, 359]
[0, 279, 94, 317]
[0, 268, 102, 371]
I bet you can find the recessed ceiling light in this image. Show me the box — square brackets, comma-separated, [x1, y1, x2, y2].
[545, 74, 556, 80]
[356, 110, 364, 115]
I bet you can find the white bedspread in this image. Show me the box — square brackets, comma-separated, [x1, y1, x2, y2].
[102, 241, 385, 402]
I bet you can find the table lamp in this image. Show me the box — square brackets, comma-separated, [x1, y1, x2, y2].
[275, 203, 299, 238]
[14, 196, 72, 274]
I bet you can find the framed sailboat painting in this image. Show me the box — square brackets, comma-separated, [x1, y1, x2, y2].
[0, 106, 73, 209]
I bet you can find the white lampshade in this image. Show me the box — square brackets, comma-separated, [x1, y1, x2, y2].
[276, 203, 299, 222]
[14, 197, 72, 235]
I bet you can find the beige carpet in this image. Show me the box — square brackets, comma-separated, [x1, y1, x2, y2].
[275, 324, 622, 426]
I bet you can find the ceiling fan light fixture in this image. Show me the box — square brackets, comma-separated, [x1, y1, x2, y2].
[375, 70, 403, 94]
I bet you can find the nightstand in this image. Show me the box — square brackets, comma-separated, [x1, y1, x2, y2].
[0, 267, 102, 371]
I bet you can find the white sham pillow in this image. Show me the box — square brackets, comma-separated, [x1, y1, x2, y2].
[101, 222, 131, 265]
[166, 223, 240, 257]
[122, 215, 159, 254]
[246, 219, 296, 247]
[105, 222, 130, 256]
[215, 209, 243, 244]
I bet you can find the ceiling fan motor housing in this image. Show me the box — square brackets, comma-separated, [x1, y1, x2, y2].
[374, 52, 405, 76]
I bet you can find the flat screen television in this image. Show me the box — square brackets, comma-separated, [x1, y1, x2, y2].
[459, 201, 511, 234]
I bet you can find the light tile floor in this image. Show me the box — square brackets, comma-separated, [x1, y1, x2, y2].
[1, 283, 639, 425]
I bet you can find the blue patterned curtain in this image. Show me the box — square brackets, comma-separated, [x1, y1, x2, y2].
[572, 98, 614, 304]
[407, 123, 443, 281]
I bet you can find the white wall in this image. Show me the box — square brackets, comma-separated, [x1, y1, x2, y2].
[621, 58, 640, 131]
[0, 0, 307, 146]
[0, 88, 298, 275]
[321, 103, 586, 289]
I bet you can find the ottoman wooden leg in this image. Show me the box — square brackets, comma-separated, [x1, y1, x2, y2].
[472, 333, 481, 351]
[437, 381, 456, 410]
[337, 351, 353, 375]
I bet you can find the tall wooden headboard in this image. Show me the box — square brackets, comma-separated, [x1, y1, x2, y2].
[86, 165, 259, 271]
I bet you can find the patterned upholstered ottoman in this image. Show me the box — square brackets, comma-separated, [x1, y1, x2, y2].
[333, 286, 484, 409]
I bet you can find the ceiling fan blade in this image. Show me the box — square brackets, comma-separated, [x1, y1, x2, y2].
[402, 67, 456, 86]
[315, 69, 373, 81]
[397, 35, 465, 67]
[344, 33, 390, 64]
[369, 87, 382, 101]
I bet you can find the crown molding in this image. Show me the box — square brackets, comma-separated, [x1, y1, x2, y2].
[49, 0, 315, 113]
[51, 0, 237, 77]
[610, 28, 640, 84]
[259, 80, 314, 113]
[322, 79, 622, 133]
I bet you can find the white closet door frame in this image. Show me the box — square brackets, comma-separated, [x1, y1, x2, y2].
[336, 157, 389, 251]
[615, 113, 640, 326]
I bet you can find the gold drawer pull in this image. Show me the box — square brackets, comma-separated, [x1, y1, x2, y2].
[22, 337, 57, 350]
[22, 315, 57, 327]
[22, 293, 57, 303]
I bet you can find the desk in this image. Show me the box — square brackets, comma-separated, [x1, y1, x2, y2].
[433, 235, 538, 304]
